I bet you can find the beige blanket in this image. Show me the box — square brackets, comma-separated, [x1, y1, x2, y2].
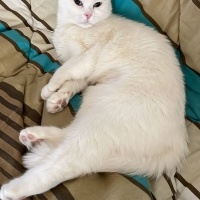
[0, 0, 200, 199]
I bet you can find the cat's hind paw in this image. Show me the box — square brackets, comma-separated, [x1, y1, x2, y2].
[19, 127, 44, 150]
[46, 91, 71, 113]
[0, 183, 26, 200]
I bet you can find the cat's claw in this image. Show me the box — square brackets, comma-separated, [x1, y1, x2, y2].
[46, 91, 71, 113]
[19, 127, 44, 150]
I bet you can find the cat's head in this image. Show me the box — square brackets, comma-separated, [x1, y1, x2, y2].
[58, 0, 112, 28]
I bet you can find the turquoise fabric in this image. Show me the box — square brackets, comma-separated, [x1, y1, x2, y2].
[2, 30, 38, 58]
[0, 24, 59, 72]
[130, 175, 151, 191]
[112, 0, 154, 27]
[0, 21, 9, 32]
[176, 51, 200, 123]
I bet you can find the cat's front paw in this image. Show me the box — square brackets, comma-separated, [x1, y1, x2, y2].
[19, 127, 44, 150]
[46, 91, 71, 113]
[0, 182, 26, 200]
[41, 84, 56, 100]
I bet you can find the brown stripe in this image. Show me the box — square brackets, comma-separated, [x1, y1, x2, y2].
[0, 155, 22, 178]
[42, 192, 57, 200]
[0, 33, 29, 60]
[0, 96, 22, 116]
[68, 103, 76, 117]
[51, 184, 75, 200]
[150, 192, 157, 200]
[0, 20, 11, 30]
[24, 116, 39, 128]
[36, 194, 48, 200]
[122, 175, 155, 200]
[132, 0, 179, 49]
[179, 48, 200, 77]
[30, 51, 61, 74]
[0, 82, 23, 102]
[175, 173, 200, 198]
[0, 112, 23, 132]
[21, 0, 53, 31]
[192, 0, 200, 9]
[0, 0, 51, 44]
[30, 52, 60, 74]
[16, 29, 42, 55]
[0, 0, 32, 28]
[132, 0, 163, 33]
[68, 92, 83, 116]
[44, 52, 61, 66]
[24, 123, 30, 128]
[21, 0, 31, 10]
[29, 54, 59, 73]
[163, 174, 176, 199]
[0, 7, 58, 72]
[132, 0, 200, 76]
[1, 90, 22, 108]
[1, 105, 22, 128]
[0, 148, 25, 173]
[193, 122, 200, 130]
[1, 28, 47, 61]
[24, 104, 42, 125]
[29, 60, 45, 73]
[0, 82, 42, 125]
[0, 130, 25, 154]
[31, 12, 54, 31]
[35, 30, 51, 44]
[0, 166, 13, 179]
[185, 117, 200, 130]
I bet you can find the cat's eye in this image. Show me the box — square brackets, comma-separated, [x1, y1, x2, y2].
[93, 2, 102, 8]
[74, 0, 83, 6]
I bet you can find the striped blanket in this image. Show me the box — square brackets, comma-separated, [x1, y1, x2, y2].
[0, 0, 200, 199]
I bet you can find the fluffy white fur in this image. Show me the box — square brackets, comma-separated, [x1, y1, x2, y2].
[0, 0, 188, 199]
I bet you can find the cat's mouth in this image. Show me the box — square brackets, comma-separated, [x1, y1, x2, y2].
[79, 20, 93, 28]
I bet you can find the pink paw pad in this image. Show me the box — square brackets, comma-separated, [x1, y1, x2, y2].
[57, 100, 62, 104]
[61, 101, 67, 107]
[34, 139, 43, 145]
[56, 99, 67, 107]
[21, 135, 27, 142]
[28, 134, 36, 140]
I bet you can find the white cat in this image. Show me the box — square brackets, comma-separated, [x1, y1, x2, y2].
[0, 0, 188, 199]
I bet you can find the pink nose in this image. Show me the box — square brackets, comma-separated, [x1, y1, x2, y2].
[85, 13, 92, 20]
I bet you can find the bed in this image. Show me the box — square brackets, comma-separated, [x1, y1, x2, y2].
[0, 0, 200, 199]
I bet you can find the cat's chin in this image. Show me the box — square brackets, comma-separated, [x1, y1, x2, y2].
[77, 22, 94, 29]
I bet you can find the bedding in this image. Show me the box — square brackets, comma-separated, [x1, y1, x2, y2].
[0, 0, 200, 199]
